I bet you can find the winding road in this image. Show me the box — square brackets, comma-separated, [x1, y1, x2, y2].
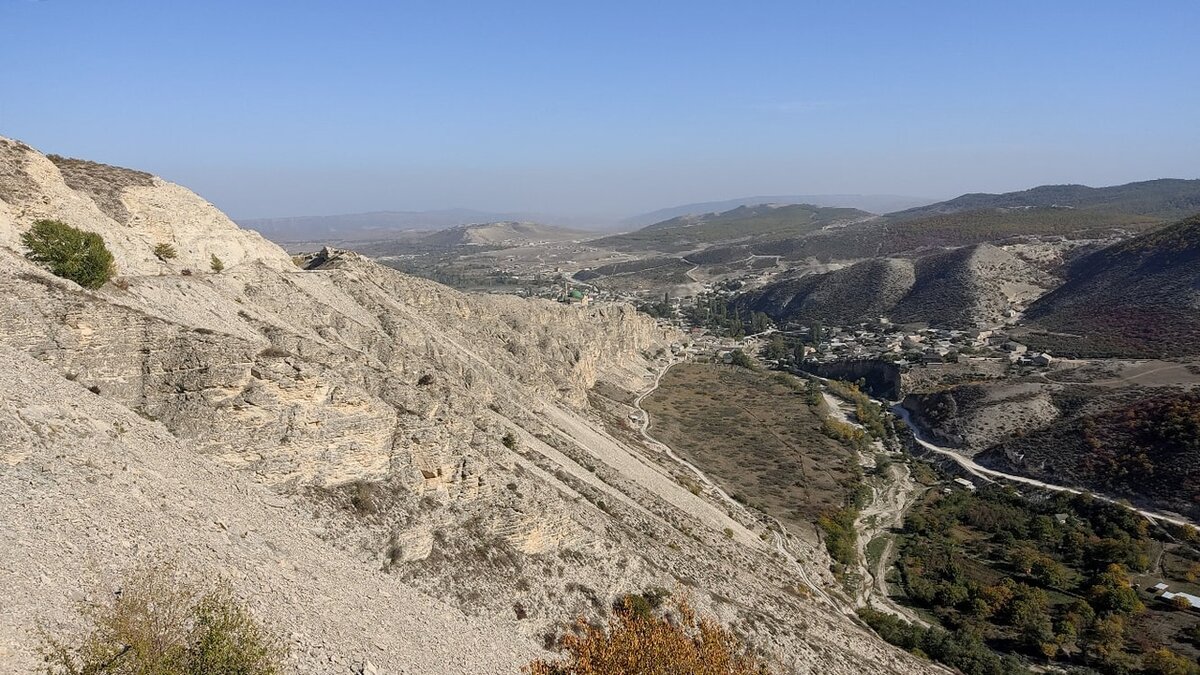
[892, 404, 1200, 531]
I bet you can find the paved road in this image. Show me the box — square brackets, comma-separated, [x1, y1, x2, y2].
[892, 404, 1200, 531]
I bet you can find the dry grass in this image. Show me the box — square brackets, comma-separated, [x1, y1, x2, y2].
[641, 363, 859, 531]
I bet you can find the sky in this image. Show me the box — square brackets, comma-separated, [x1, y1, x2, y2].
[2, 0, 1199, 221]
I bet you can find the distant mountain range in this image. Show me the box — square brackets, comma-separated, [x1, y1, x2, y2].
[239, 209, 603, 242]
[242, 179, 1200, 258]
[889, 179, 1200, 223]
[593, 204, 875, 253]
[239, 194, 933, 243]
[643, 178, 1200, 263]
[622, 194, 933, 228]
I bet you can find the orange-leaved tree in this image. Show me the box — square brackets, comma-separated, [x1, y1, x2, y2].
[524, 596, 771, 675]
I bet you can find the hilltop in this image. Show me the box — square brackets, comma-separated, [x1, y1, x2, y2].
[414, 221, 590, 248]
[623, 194, 931, 228]
[240, 209, 604, 244]
[888, 179, 1200, 223]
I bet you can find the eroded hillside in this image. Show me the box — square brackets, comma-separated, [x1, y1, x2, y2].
[0, 137, 934, 674]
[734, 243, 1053, 328]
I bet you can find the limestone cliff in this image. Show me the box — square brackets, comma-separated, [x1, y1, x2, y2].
[0, 137, 935, 674]
[0, 137, 292, 275]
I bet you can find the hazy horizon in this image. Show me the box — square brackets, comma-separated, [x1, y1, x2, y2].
[3, 1, 1198, 221]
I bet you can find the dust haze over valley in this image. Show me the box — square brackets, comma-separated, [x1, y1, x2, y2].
[4, 2, 1200, 675]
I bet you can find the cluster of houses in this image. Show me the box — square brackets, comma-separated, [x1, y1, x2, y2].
[777, 320, 1055, 369]
[676, 329, 749, 362]
[1151, 582, 1200, 610]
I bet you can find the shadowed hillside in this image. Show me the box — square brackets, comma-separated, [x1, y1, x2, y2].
[888, 179, 1200, 223]
[978, 391, 1200, 520]
[1023, 213, 1200, 357]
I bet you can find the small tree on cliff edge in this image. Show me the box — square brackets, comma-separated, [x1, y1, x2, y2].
[20, 219, 114, 289]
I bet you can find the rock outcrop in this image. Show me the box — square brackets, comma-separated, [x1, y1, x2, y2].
[0, 138, 292, 275]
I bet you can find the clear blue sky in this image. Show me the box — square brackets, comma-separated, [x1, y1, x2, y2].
[2, 0, 1198, 220]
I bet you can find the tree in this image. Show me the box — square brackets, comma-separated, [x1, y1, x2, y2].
[525, 596, 771, 675]
[153, 242, 178, 260]
[210, 254, 225, 273]
[20, 219, 114, 289]
[1084, 613, 1126, 664]
[762, 336, 789, 362]
[1031, 555, 1071, 588]
[804, 379, 823, 407]
[728, 350, 756, 370]
[1142, 647, 1200, 675]
[36, 563, 287, 675]
[1087, 564, 1143, 614]
[809, 321, 823, 346]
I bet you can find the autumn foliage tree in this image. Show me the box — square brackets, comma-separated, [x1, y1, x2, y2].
[524, 597, 771, 675]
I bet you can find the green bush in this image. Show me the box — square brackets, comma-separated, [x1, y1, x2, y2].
[153, 242, 178, 260]
[20, 219, 115, 289]
[728, 349, 757, 370]
[36, 564, 288, 675]
[210, 254, 225, 273]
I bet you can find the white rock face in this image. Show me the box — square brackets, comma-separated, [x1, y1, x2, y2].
[0, 138, 937, 674]
[0, 346, 535, 675]
[0, 136, 292, 275]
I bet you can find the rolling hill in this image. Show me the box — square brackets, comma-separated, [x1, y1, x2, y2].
[623, 194, 931, 228]
[977, 390, 1200, 520]
[1022, 213, 1200, 357]
[734, 243, 1052, 328]
[686, 180, 1200, 264]
[415, 221, 590, 248]
[888, 179, 1200, 223]
[593, 203, 875, 253]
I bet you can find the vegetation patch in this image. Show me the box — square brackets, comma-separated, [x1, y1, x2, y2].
[979, 391, 1200, 520]
[21, 219, 115, 289]
[525, 596, 771, 674]
[36, 563, 288, 675]
[889, 476, 1200, 672]
[46, 154, 155, 224]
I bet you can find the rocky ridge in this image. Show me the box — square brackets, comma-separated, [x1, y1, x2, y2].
[735, 243, 1052, 328]
[0, 136, 934, 674]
